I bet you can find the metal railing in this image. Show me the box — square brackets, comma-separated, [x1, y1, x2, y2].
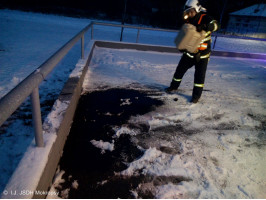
[0, 23, 92, 147]
[91, 22, 179, 43]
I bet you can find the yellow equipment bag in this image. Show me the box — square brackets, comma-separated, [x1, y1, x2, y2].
[174, 23, 206, 53]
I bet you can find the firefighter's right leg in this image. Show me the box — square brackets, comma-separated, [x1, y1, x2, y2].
[166, 54, 194, 92]
[191, 57, 209, 103]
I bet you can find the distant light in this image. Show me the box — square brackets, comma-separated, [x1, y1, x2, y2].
[184, 15, 189, 20]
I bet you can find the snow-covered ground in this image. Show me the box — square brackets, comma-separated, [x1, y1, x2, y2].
[0, 9, 265, 198]
[79, 47, 266, 198]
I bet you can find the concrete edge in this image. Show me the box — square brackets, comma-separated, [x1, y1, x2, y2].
[94, 40, 266, 60]
[33, 41, 96, 198]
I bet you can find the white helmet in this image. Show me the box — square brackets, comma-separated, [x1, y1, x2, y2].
[184, 0, 206, 13]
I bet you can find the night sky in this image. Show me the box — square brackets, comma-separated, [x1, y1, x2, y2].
[0, 0, 265, 28]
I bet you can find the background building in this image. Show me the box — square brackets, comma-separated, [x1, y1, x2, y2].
[227, 4, 266, 38]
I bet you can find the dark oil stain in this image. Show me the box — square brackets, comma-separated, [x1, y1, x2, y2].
[56, 88, 164, 198]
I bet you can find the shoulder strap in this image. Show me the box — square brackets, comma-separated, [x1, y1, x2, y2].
[198, 14, 206, 25]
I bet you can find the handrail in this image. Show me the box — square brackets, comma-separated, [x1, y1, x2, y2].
[92, 21, 179, 33]
[0, 23, 92, 147]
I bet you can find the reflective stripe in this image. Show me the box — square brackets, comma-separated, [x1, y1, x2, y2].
[205, 31, 211, 36]
[194, 83, 204, 87]
[201, 36, 211, 43]
[198, 43, 208, 50]
[173, 78, 182, 82]
[210, 20, 218, 32]
[185, 52, 194, 58]
[185, 52, 210, 59]
[213, 23, 218, 32]
[200, 53, 210, 59]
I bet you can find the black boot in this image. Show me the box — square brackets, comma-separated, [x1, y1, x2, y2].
[191, 87, 203, 103]
[165, 86, 178, 93]
[165, 80, 180, 93]
[190, 97, 199, 103]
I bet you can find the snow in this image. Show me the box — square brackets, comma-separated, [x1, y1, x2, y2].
[82, 46, 266, 198]
[43, 100, 70, 134]
[0, 9, 265, 199]
[90, 139, 115, 153]
[113, 126, 138, 138]
[71, 180, 79, 190]
[46, 168, 64, 199]
[120, 147, 190, 179]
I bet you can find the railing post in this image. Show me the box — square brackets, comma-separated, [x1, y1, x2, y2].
[136, 29, 140, 43]
[81, 35, 84, 59]
[30, 87, 44, 147]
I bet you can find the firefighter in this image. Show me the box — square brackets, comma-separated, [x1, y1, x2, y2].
[166, 0, 219, 103]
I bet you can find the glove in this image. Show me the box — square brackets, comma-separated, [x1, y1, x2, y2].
[206, 21, 220, 32]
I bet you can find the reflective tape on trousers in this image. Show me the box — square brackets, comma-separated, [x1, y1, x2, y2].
[173, 78, 182, 82]
[194, 83, 204, 87]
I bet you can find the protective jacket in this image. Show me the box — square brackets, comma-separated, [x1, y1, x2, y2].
[185, 11, 219, 58]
